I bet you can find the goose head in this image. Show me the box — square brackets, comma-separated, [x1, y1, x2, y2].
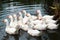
[26, 13, 31, 17]
[7, 15, 13, 22]
[21, 10, 26, 14]
[13, 14, 17, 18]
[12, 14, 17, 21]
[36, 10, 41, 15]
[7, 15, 13, 18]
[19, 12, 22, 16]
[2, 19, 8, 23]
[2, 19, 9, 26]
[21, 10, 27, 17]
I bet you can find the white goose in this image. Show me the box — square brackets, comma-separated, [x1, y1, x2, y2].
[27, 29, 42, 36]
[43, 15, 54, 20]
[47, 23, 58, 30]
[42, 15, 57, 24]
[26, 13, 36, 28]
[3, 19, 18, 34]
[33, 19, 47, 30]
[45, 19, 57, 24]
[20, 13, 33, 31]
[31, 10, 43, 24]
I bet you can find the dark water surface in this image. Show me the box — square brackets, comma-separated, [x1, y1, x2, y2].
[0, 0, 60, 40]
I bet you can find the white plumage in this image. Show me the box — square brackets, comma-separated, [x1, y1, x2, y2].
[3, 10, 59, 36]
[27, 29, 42, 36]
[47, 23, 58, 29]
[3, 19, 18, 34]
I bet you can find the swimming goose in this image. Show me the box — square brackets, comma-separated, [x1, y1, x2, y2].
[33, 20, 47, 30]
[43, 15, 54, 20]
[27, 28, 42, 36]
[47, 23, 58, 30]
[45, 19, 57, 24]
[42, 15, 57, 24]
[26, 13, 47, 30]
[3, 19, 18, 34]
[20, 13, 33, 31]
[7, 15, 20, 32]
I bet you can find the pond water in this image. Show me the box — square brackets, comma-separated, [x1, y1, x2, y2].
[0, 0, 60, 40]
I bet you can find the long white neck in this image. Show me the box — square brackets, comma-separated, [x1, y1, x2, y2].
[19, 14, 23, 20]
[5, 20, 9, 27]
[19, 16, 23, 24]
[11, 17, 13, 22]
[23, 12, 26, 18]
[38, 12, 42, 17]
[14, 16, 17, 22]
[28, 18, 34, 28]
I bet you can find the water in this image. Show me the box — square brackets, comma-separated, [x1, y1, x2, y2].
[0, 0, 60, 40]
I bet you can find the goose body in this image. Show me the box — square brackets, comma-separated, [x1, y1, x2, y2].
[5, 27, 17, 34]
[47, 23, 58, 29]
[31, 15, 37, 20]
[27, 29, 42, 36]
[33, 23, 47, 30]
[43, 15, 54, 20]
[31, 20, 43, 25]
[20, 24, 29, 31]
[3, 19, 18, 34]
[45, 19, 57, 24]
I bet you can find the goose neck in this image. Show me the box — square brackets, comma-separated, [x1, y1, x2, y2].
[6, 20, 9, 27]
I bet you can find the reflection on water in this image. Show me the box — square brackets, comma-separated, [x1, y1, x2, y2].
[0, 1, 59, 40]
